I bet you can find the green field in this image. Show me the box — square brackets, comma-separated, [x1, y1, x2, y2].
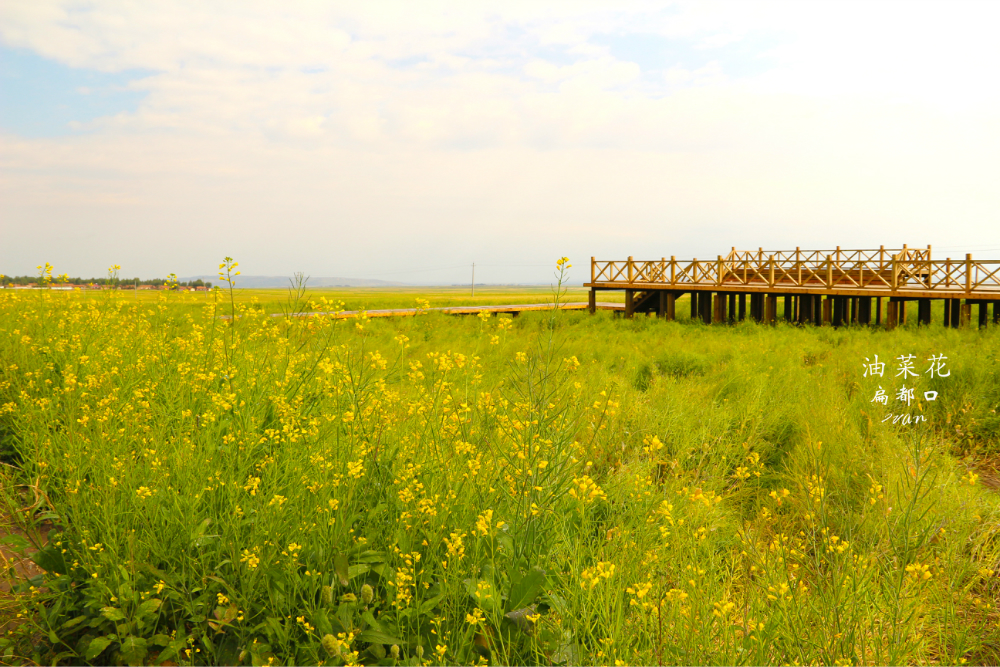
[2, 275, 999, 665]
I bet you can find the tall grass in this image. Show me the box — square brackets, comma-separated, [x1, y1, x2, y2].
[1, 274, 999, 665]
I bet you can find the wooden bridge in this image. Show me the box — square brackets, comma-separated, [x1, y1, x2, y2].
[586, 245, 1000, 328]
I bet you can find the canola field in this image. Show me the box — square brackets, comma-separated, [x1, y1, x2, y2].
[1, 261, 1000, 665]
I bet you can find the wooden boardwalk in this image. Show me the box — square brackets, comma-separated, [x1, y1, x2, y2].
[293, 301, 625, 319]
[586, 245, 1000, 328]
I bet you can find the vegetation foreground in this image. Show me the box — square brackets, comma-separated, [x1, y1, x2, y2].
[1, 264, 999, 665]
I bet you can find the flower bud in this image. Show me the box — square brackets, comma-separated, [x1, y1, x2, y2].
[340, 593, 357, 603]
[321, 634, 341, 658]
[361, 583, 374, 605]
[415, 645, 424, 658]
[321, 585, 333, 605]
[390, 645, 400, 660]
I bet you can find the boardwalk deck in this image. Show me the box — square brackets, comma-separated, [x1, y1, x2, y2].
[586, 245, 1000, 328]
[290, 301, 625, 319]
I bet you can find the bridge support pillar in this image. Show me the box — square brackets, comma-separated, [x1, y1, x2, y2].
[765, 294, 777, 324]
[713, 293, 727, 324]
[665, 291, 676, 321]
[859, 297, 872, 325]
[900, 300, 907, 325]
[823, 297, 832, 325]
[739, 294, 746, 322]
[700, 291, 713, 324]
[728, 293, 736, 323]
[960, 301, 971, 328]
[588, 288, 596, 315]
[690, 292, 699, 320]
[784, 294, 793, 322]
[625, 289, 635, 319]
[917, 298, 930, 325]
[875, 297, 882, 325]
[994, 302, 999, 325]
[885, 300, 899, 330]
[978, 301, 988, 328]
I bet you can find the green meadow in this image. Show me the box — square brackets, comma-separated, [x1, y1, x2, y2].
[1, 271, 999, 665]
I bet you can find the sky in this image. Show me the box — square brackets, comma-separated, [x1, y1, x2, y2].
[2, 1, 999, 284]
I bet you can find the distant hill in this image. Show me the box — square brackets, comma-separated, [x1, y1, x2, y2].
[180, 275, 406, 288]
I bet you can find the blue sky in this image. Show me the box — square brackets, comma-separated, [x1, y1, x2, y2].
[0, 46, 151, 137]
[1, 1, 999, 282]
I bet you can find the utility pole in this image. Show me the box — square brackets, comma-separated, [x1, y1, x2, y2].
[471, 263, 475, 297]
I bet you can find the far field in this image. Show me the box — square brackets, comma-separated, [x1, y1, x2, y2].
[1, 279, 998, 665]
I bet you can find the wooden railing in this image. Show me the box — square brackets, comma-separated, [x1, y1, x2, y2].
[590, 246, 1000, 294]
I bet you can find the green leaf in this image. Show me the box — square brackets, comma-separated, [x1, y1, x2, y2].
[137, 598, 162, 619]
[158, 635, 188, 663]
[464, 578, 500, 614]
[357, 629, 407, 646]
[85, 636, 113, 661]
[334, 553, 349, 586]
[419, 594, 444, 614]
[60, 616, 86, 630]
[354, 550, 387, 564]
[121, 636, 148, 666]
[101, 607, 126, 622]
[0, 534, 30, 552]
[151, 634, 171, 647]
[506, 567, 546, 612]
[30, 545, 67, 575]
[347, 563, 369, 580]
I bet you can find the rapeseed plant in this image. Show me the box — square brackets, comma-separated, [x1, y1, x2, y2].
[0, 259, 998, 665]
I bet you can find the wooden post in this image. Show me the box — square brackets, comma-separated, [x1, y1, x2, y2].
[860, 296, 872, 325]
[918, 298, 930, 325]
[591, 256, 595, 284]
[701, 291, 713, 324]
[739, 294, 746, 321]
[717, 255, 724, 287]
[823, 297, 832, 326]
[765, 294, 777, 324]
[666, 292, 676, 321]
[965, 254, 972, 294]
[826, 255, 833, 289]
[768, 255, 775, 288]
[943, 299, 951, 327]
[657, 291, 666, 318]
[814, 295, 823, 326]
[588, 288, 596, 315]
[960, 301, 971, 328]
[832, 297, 842, 327]
[690, 292, 699, 320]
[625, 289, 635, 319]
[891, 253, 898, 291]
[978, 302, 988, 328]
[900, 300, 907, 325]
[670, 256, 676, 284]
[875, 297, 882, 325]
[784, 294, 793, 322]
[850, 297, 857, 324]
[994, 301, 1000, 326]
[728, 293, 736, 323]
[886, 300, 898, 330]
[713, 293, 724, 324]
[628, 256, 634, 283]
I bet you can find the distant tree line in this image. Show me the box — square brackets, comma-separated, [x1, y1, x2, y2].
[0, 275, 212, 288]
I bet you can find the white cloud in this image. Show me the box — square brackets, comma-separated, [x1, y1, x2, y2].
[1, 0, 999, 280]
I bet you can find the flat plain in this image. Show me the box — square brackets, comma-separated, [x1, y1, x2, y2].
[1, 279, 998, 665]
